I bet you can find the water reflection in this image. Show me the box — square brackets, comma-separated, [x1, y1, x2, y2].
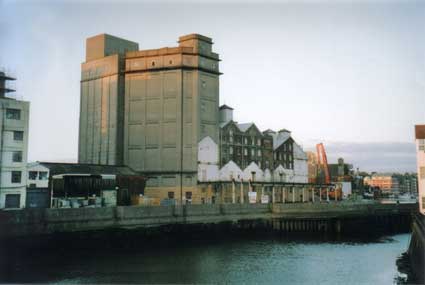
[1, 234, 410, 284]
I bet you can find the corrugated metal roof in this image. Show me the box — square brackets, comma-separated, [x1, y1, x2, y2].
[37, 162, 139, 176]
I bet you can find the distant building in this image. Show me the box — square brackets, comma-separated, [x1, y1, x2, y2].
[398, 173, 418, 195]
[328, 158, 353, 182]
[0, 71, 30, 209]
[217, 105, 308, 183]
[415, 125, 425, 214]
[306, 151, 318, 183]
[364, 173, 399, 193]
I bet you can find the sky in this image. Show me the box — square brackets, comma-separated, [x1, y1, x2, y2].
[0, 0, 424, 172]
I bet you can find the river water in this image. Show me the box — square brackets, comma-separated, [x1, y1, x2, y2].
[1, 233, 411, 284]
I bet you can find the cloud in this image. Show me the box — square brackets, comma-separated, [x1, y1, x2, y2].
[305, 141, 417, 173]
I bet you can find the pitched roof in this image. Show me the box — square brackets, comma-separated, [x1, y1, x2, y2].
[237, 123, 254, 132]
[270, 131, 292, 150]
[219, 104, 234, 110]
[220, 120, 238, 129]
[263, 129, 276, 134]
[36, 162, 139, 176]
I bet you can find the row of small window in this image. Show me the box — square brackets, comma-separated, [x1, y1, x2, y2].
[28, 171, 48, 180]
[274, 152, 293, 162]
[6, 108, 21, 120]
[7, 170, 47, 184]
[226, 147, 262, 156]
[225, 135, 263, 146]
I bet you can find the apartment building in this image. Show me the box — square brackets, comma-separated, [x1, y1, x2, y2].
[0, 71, 30, 209]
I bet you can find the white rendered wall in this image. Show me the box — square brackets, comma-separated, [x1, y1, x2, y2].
[219, 160, 243, 181]
[0, 99, 30, 209]
[242, 162, 264, 182]
[197, 136, 219, 182]
[27, 163, 50, 188]
[293, 143, 308, 183]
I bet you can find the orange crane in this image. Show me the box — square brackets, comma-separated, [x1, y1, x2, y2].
[316, 143, 342, 200]
[316, 143, 330, 184]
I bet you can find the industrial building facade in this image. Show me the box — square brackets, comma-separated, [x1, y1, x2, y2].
[0, 71, 30, 209]
[79, 34, 220, 203]
[79, 33, 309, 204]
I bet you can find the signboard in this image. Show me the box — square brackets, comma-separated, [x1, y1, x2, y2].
[261, 195, 269, 204]
[248, 191, 257, 204]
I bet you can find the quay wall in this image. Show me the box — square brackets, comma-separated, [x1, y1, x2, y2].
[0, 202, 417, 240]
[408, 214, 425, 284]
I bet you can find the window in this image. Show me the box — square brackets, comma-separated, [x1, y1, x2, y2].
[11, 171, 21, 183]
[244, 137, 248, 144]
[229, 147, 233, 155]
[420, 167, 425, 180]
[251, 149, 255, 156]
[5, 194, 20, 208]
[13, 131, 24, 141]
[39, 171, 48, 180]
[257, 139, 261, 146]
[258, 149, 262, 156]
[244, 148, 248, 156]
[419, 139, 425, 151]
[29, 171, 38, 180]
[12, 151, 22, 162]
[151, 61, 155, 66]
[168, 192, 175, 199]
[6, 109, 21, 120]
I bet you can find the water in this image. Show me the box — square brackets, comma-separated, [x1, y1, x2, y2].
[1, 233, 411, 284]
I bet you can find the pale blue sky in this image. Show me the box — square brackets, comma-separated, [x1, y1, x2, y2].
[0, 0, 424, 172]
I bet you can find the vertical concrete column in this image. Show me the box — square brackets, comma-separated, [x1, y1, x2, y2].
[240, 181, 244, 204]
[292, 187, 295, 203]
[319, 187, 322, 202]
[326, 187, 329, 202]
[261, 186, 264, 202]
[232, 181, 236, 204]
[282, 187, 285, 203]
[302, 187, 305, 203]
[312, 188, 315, 203]
[272, 187, 275, 204]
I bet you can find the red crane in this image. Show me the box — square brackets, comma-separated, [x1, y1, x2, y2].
[316, 143, 330, 184]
